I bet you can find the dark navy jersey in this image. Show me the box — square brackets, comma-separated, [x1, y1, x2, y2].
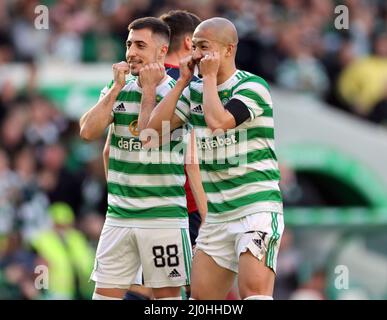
[165, 63, 200, 82]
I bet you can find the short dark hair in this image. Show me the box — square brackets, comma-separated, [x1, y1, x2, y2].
[159, 10, 201, 53]
[128, 17, 170, 44]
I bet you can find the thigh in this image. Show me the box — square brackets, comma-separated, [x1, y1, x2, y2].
[91, 224, 141, 286]
[236, 212, 284, 298]
[191, 249, 235, 300]
[136, 228, 192, 289]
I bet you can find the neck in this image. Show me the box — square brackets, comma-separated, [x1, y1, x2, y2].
[217, 62, 237, 85]
[165, 51, 189, 67]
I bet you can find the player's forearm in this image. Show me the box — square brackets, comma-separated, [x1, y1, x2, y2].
[102, 126, 112, 180]
[202, 76, 232, 131]
[147, 79, 186, 133]
[138, 85, 157, 132]
[186, 163, 207, 221]
[79, 85, 120, 141]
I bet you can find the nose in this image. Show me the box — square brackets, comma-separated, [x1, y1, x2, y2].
[126, 46, 136, 60]
[192, 50, 203, 62]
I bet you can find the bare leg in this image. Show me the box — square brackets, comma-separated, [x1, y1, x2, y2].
[191, 250, 235, 300]
[238, 251, 275, 299]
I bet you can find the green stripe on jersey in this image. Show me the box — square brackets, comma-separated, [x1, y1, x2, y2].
[116, 90, 163, 103]
[116, 90, 141, 103]
[108, 182, 185, 198]
[191, 113, 206, 127]
[109, 158, 185, 175]
[208, 190, 282, 213]
[202, 170, 280, 193]
[114, 113, 137, 126]
[200, 147, 276, 172]
[232, 74, 270, 92]
[234, 88, 270, 107]
[107, 204, 187, 219]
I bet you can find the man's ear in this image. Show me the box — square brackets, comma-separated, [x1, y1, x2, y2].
[184, 36, 192, 51]
[225, 43, 235, 57]
[159, 44, 169, 60]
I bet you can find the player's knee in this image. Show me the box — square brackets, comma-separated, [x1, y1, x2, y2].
[239, 286, 273, 300]
[239, 275, 274, 299]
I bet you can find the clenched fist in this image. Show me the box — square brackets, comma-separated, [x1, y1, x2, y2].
[179, 55, 195, 86]
[199, 52, 220, 78]
[112, 61, 130, 89]
[139, 63, 165, 89]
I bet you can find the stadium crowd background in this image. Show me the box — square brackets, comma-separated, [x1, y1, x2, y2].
[0, 0, 386, 299]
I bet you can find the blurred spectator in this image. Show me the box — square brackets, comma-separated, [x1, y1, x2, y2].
[10, 0, 50, 62]
[29, 202, 94, 299]
[0, 231, 44, 300]
[274, 229, 301, 300]
[0, 104, 29, 158]
[0, 150, 19, 235]
[275, 22, 329, 97]
[323, 37, 356, 111]
[0, 149, 21, 206]
[77, 211, 104, 249]
[368, 84, 387, 125]
[289, 268, 327, 300]
[37, 143, 83, 215]
[25, 95, 64, 147]
[80, 151, 107, 215]
[338, 32, 387, 117]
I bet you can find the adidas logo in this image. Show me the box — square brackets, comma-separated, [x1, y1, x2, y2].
[168, 269, 181, 278]
[252, 231, 267, 249]
[114, 103, 126, 112]
[253, 238, 262, 248]
[192, 105, 203, 114]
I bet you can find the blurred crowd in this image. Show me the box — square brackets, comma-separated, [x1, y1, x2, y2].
[0, 0, 386, 299]
[1, 0, 386, 120]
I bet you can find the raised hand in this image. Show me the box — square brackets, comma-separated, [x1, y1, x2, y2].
[139, 62, 165, 89]
[199, 52, 220, 79]
[179, 55, 195, 86]
[112, 61, 130, 89]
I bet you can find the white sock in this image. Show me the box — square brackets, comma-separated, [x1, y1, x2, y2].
[244, 295, 273, 300]
[156, 296, 182, 300]
[92, 292, 122, 300]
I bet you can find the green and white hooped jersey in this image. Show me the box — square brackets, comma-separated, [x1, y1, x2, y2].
[101, 75, 189, 228]
[175, 70, 283, 223]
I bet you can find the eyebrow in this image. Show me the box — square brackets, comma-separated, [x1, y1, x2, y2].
[192, 40, 210, 46]
[126, 40, 147, 46]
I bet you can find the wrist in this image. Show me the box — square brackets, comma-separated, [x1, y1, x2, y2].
[142, 85, 157, 95]
[202, 74, 217, 84]
[176, 77, 190, 88]
[111, 84, 123, 95]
